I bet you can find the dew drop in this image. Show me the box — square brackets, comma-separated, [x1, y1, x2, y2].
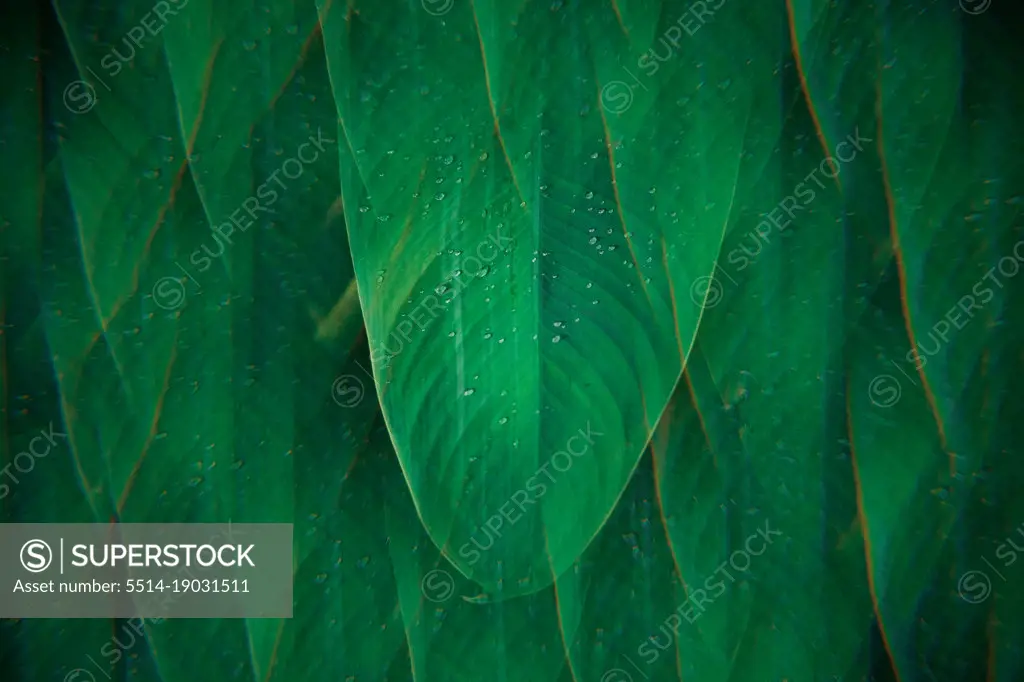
[463, 388, 476, 396]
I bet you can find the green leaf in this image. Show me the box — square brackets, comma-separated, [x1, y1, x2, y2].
[828, 4, 1024, 679]
[318, 0, 819, 599]
[2, 1, 376, 680]
[382, 432, 575, 682]
[554, 449, 685, 682]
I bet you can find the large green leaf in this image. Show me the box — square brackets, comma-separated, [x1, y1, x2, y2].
[319, 0, 816, 598]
